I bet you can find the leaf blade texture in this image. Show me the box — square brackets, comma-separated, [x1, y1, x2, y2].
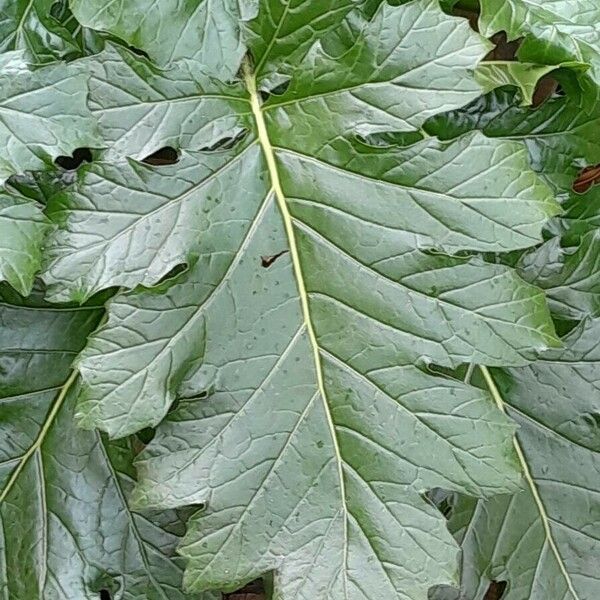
[0, 283, 216, 600]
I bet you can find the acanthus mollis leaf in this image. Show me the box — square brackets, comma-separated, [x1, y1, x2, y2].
[479, 0, 600, 107]
[38, 1, 563, 597]
[0, 188, 51, 296]
[0, 51, 100, 183]
[0, 283, 217, 600]
[444, 320, 600, 600]
[0, 0, 80, 62]
[69, 0, 259, 79]
[425, 88, 600, 196]
[425, 88, 600, 321]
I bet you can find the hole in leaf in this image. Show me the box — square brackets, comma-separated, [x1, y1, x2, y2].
[261, 250, 288, 268]
[156, 263, 188, 285]
[485, 32, 521, 61]
[99, 590, 112, 600]
[55, 147, 92, 170]
[126, 44, 150, 59]
[573, 163, 600, 194]
[483, 580, 507, 600]
[142, 146, 179, 165]
[269, 79, 291, 96]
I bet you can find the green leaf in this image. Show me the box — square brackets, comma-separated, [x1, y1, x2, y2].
[84, 43, 250, 161]
[517, 231, 600, 320]
[245, 0, 367, 83]
[449, 321, 600, 599]
[474, 61, 586, 106]
[0, 284, 216, 600]
[69, 0, 258, 78]
[425, 88, 600, 195]
[12, 1, 567, 596]
[0, 189, 51, 295]
[479, 0, 600, 106]
[0, 0, 80, 62]
[43, 2, 559, 302]
[0, 52, 100, 183]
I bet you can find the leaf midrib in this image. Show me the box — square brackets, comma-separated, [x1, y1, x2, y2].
[243, 57, 349, 590]
[479, 366, 581, 600]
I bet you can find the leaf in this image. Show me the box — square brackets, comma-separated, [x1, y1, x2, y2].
[448, 320, 600, 600]
[516, 231, 600, 320]
[479, 0, 600, 106]
[42, 3, 559, 301]
[0, 52, 100, 183]
[0, 189, 51, 295]
[0, 0, 80, 62]
[244, 0, 366, 84]
[31, 1, 565, 596]
[69, 0, 258, 79]
[562, 186, 600, 241]
[425, 88, 600, 195]
[84, 43, 250, 161]
[474, 61, 585, 106]
[0, 283, 216, 600]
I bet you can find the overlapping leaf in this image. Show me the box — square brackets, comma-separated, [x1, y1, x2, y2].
[0, 284, 216, 600]
[445, 320, 600, 600]
[0, 51, 99, 183]
[479, 0, 600, 106]
[0, 188, 50, 296]
[69, 0, 258, 79]
[0, 0, 80, 62]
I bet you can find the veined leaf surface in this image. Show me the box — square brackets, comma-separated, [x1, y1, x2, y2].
[447, 321, 600, 600]
[32, 2, 567, 597]
[0, 284, 216, 600]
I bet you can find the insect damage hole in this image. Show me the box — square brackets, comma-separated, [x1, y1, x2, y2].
[55, 148, 92, 170]
[142, 146, 180, 165]
[261, 250, 288, 268]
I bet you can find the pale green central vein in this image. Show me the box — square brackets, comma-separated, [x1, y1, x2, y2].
[479, 365, 580, 600]
[0, 369, 78, 503]
[242, 57, 349, 585]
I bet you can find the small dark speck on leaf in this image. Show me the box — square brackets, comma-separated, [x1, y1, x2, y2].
[261, 250, 288, 268]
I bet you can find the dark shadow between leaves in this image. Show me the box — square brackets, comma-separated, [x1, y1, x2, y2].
[156, 263, 189, 285]
[55, 147, 93, 170]
[483, 580, 507, 600]
[223, 578, 265, 600]
[99, 590, 112, 600]
[200, 129, 249, 152]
